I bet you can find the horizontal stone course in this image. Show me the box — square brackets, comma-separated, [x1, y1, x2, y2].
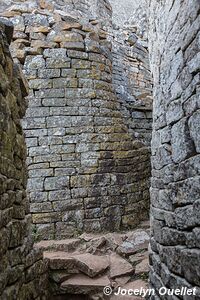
[0, 19, 48, 299]
[1, 0, 151, 242]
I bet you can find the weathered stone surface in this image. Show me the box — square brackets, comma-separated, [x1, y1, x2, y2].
[2, 0, 151, 239]
[44, 251, 109, 277]
[109, 253, 134, 278]
[35, 238, 80, 252]
[135, 258, 149, 275]
[0, 20, 48, 299]
[149, 0, 200, 298]
[171, 117, 195, 163]
[118, 231, 149, 256]
[188, 110, 200, 153]
[111, 280, 148, 300]
[74, 253, 109, 277]
[61, 274, 110, 294]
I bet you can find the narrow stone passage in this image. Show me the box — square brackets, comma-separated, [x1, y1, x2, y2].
[0, 0, 199, 299]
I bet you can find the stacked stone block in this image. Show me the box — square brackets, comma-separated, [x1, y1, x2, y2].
[1, 0, 151, 240]
[112, 26, 153, 145]
[0, 0, 112, 20]
[107, 0, 153, 146]
[149, 0, 200, 298]
[0, 19, 48, 300]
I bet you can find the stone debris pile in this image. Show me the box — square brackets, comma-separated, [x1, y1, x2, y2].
[35, 222, 150, 299]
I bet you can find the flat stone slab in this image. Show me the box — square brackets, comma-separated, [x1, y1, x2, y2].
[113, 276, 131, 288]
[61, 274, 110, 294]
[74, 253, 109, 277]
[105, 233, 124, 251]
[110, 253, 134, 278]
[35, 238, 80, 252]
[135, 258, 149, 275]
[129, 251, 149, 265]
[44, 251, 78, 272]
[124, 279, 148, 291]
[44, 252, 109, 277]
[117, 231, 149, 256]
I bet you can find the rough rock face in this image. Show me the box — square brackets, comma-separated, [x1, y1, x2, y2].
[0, 19, 48, 300]
[109, 0, 148, 39]
[1, 0, 151, 240]
[149, 0, 200, 298]
[0, 0, 111, 20]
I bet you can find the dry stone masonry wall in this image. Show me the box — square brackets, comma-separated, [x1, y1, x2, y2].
[1, 0, 151, 240]
[112, 28, 153, 146]
[1, 0, 112, 21]
[0, 19, 48, 300]
[149, 0, 200, 298]
[1, 0, 200, 298]
[109, 0, 153, 146]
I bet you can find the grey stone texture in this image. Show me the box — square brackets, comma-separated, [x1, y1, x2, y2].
[0, 0, 199, 297]
[111, 26, 153, 146]
[1, 0, 151, 240]
[109, 0, 148, 39]
[108, 0, 153, 146]
[0, 19, 48, 299]
[149, 0, 200, 298]
[0, 0, 112, 21]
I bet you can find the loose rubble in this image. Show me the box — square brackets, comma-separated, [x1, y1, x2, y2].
[35, 223, 150, 299]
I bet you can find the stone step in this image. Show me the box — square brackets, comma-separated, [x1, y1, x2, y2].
[135, 257, 149, 275]
[60, 274, 110, 294]
[44, 252, 109, 277]
[129, 251, 149, 265]
[109, 253, 134, 278]
[35, 238, 80, 252]
[110, 279, 148, 300]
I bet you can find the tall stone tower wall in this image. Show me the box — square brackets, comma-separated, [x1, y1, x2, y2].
[149, 0, 200, 297]
[1, 0, 151, 240]
[109, 0, 153, 146]
[0, 19, 48, 300]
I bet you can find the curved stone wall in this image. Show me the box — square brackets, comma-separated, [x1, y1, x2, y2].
[0, 18, 48, 300]
[1, 1, 150, 240]
[112, 27, 153, 145]
[110, 0, 153, 146]
[149, 0, 200, 298]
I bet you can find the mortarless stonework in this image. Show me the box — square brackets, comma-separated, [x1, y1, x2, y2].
[1, 0, 151, 240]
[109, 0, 153, 146]
[149, 0, 200, 298]
[112, 27, 153, 146]
[0, 19, 48, 300]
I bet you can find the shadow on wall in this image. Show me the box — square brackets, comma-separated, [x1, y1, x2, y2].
[0, 18, 48, 299]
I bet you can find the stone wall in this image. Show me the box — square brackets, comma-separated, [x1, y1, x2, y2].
[109, 0, 148, 38]
[108, 0, 153, 146]
[149, 0, 200, 298]
[1, 0, 151, 240]
[112, 27, 153, 145]
[0, 19, 48, 300]
[1, 0, 112, 20]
